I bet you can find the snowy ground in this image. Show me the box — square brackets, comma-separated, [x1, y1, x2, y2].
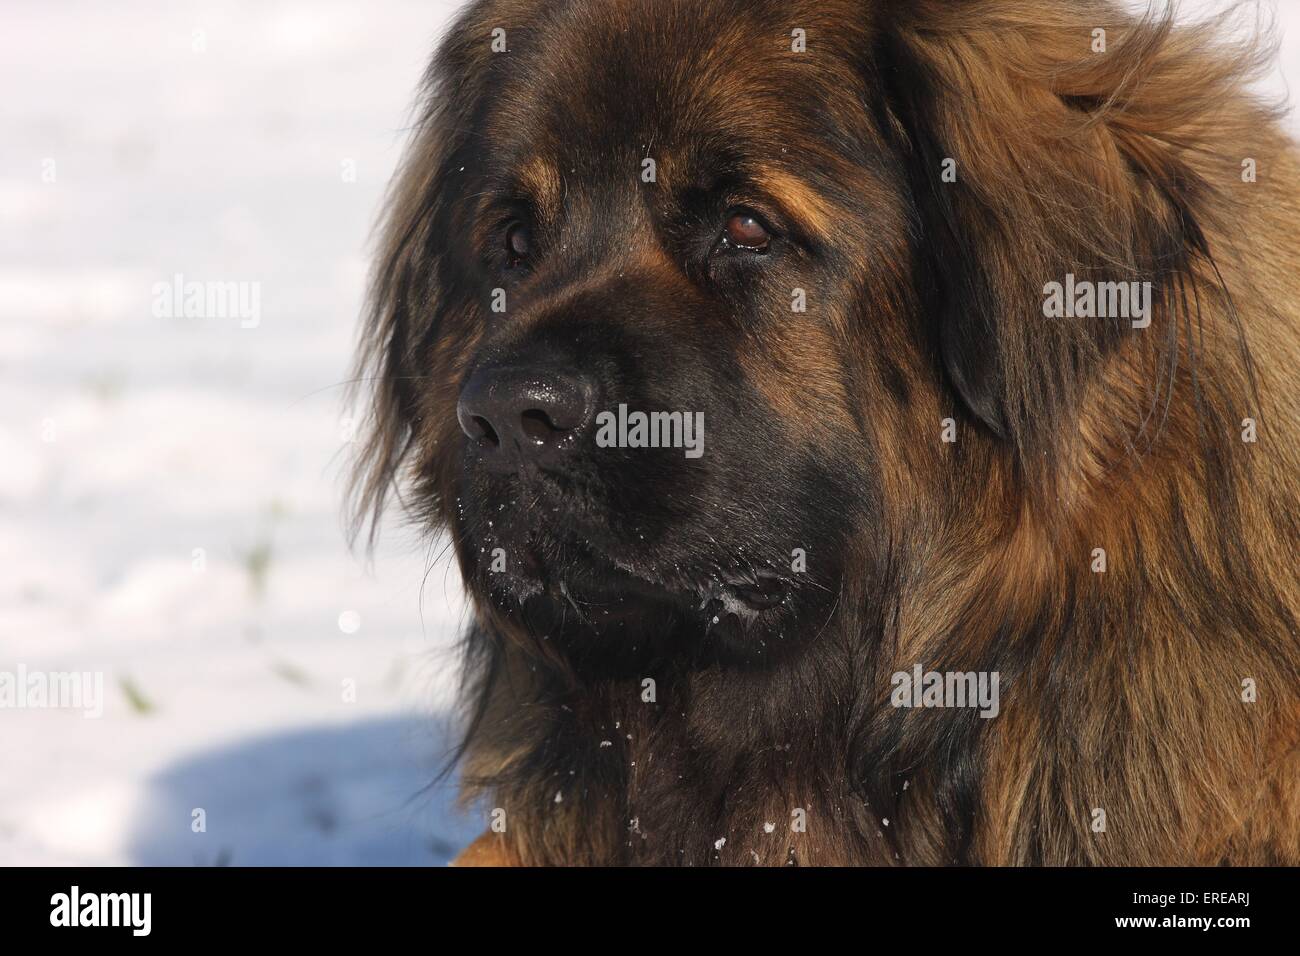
[0, 0, 478, 866]
[0, 1, 1296, 866]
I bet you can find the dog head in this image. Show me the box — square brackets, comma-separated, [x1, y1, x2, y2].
[354, 0, 1260, 671]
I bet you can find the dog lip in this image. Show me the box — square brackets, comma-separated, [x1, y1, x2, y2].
[476, 516, 792, 617]
[558, 550, 791, 613]
[502, 536, 680, 607]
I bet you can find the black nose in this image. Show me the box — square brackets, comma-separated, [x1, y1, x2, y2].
[457, 363, 597, 470]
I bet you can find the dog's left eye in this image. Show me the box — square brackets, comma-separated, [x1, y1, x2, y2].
[505, 222, 532, 266]
[719, 210, 771, 253]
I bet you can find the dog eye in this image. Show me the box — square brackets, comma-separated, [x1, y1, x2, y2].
[505, 222, 532, 264]
[722, 211, 771, 252]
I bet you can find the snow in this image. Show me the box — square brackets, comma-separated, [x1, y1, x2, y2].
[0, 0, 478, 866]
[0, 0, 1296, 866]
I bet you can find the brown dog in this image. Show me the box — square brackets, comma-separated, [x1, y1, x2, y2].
[354, 0, 1300, 865]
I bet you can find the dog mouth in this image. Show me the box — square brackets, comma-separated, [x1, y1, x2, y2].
[458, 462, 802, 653]
[477, 531, 793, 632]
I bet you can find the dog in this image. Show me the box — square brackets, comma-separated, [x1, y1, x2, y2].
[352, 0, 1300, 865]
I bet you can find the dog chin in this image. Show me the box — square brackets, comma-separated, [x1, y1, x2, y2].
[469, 525, 798, 662]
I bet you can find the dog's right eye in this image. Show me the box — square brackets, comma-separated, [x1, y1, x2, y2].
[505, 222, 532, 266]
[712, 208, 774, 258]
[724, 212, 771, 251]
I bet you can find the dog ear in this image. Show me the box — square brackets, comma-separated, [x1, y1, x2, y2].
[875, 1, 1271, 458]
[876, 56, 1012, 440]
[348, 9, 499, 545]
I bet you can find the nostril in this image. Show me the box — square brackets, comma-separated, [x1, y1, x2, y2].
[520, 409, 563, 442]
[469, 415, 500, 448]
[457, 362, 596, 466]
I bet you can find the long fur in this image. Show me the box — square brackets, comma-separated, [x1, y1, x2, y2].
[353, 0, 1300, 865]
